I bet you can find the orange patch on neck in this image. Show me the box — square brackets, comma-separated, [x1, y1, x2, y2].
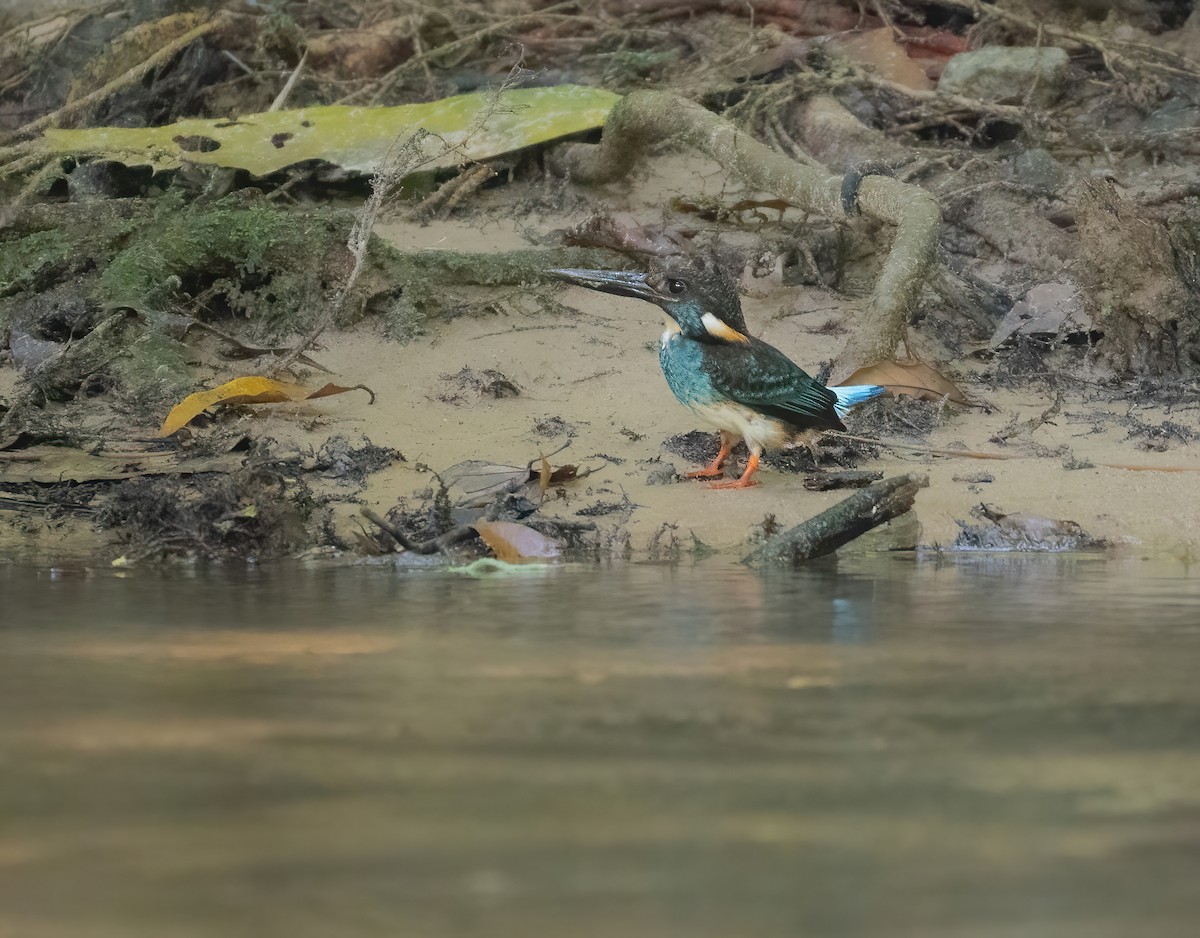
[701, 313, 749, 344]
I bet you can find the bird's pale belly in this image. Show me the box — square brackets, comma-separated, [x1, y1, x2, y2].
[660, 333, 789, 450]
[687, 400, 791, 450]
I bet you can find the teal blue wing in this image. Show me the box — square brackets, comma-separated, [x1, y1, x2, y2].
[703, 338, 844, 431]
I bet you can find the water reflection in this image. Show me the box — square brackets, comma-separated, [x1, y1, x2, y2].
[1, 554, 1199, 937]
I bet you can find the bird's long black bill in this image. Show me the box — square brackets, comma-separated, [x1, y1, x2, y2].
[548, 268, 657, 302]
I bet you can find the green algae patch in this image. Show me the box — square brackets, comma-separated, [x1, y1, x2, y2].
[0, 230, 73, 299]
[97, 194, 318, 320]
[37, 86, 621, 177]
[110, 328, 193, 404]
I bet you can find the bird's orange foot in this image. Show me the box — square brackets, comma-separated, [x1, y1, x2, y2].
[706, 450, 761, 489]
[708, 477, 759, 490]
[687, 465, 725, 479]
[687, 435, 734, 479]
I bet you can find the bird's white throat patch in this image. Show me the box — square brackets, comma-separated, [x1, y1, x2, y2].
[660, 316, 681, 349]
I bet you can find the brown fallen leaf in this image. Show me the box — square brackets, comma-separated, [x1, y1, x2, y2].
[471, 520, 562, 563]
[831, 28, 933, 91]
[305, 18, 414, 81]
[548, 464, 580, 484]
[843, 359, 976, 406]
[159, 377, 375, 436]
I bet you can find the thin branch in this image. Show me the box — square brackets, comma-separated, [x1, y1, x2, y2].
[269, 49, 308, 112]
[360, 507, 483, 554]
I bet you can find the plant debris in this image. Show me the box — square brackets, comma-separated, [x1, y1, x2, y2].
[97, 465, 325, 561]
[437, 367, 521, 402]
[953, 504, 1107, 552]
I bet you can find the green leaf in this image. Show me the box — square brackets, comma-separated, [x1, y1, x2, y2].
[41, 85, 620, 176]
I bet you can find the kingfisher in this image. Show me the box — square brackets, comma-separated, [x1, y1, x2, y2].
[552, 258, 885, 489]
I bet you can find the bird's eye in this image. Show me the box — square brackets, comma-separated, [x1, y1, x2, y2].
[667, 279, 686, 295]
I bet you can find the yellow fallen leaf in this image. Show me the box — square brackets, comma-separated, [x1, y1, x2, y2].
[159, 377, 373, 436]
[470, 520, 561, 563]
[844, 359, 975, 406]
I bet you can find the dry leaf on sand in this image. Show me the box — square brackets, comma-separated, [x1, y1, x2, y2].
[471, 520, 562, 563]
[844, 359, 975, 406]
[160, 377, 374, 436]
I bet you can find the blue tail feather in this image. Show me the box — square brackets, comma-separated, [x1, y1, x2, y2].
[830, 384, 886, 419]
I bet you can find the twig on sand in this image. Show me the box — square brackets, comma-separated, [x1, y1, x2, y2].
[272, 128, 432, 374]
[743, 472, 928, 566]
[556, 91, 941, 382]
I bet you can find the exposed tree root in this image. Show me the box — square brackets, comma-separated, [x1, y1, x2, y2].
[556, 90, 941, 381]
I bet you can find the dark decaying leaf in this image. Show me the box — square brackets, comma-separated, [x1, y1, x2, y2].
[989, 280, 1096, 348]
[954, 504, 1106, 551]
[441, 457, 590, 508]
[548, 464, 579, 484]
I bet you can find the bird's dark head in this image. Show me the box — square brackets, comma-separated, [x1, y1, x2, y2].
[551, 256, 749, 344]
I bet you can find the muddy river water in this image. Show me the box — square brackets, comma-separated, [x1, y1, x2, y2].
[2, 553, 1199, 937]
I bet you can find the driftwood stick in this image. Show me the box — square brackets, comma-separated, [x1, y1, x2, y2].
[361, 506, 482, 555]
[743, 472, 928, 567]
[803, 469, 883, 491]
[556, 90, 941, 381]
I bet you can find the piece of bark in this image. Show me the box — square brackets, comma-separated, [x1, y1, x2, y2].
[743, 472, 928, 566]
[802, 469, 884, 491]
[1077, 178, 1200, 372]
